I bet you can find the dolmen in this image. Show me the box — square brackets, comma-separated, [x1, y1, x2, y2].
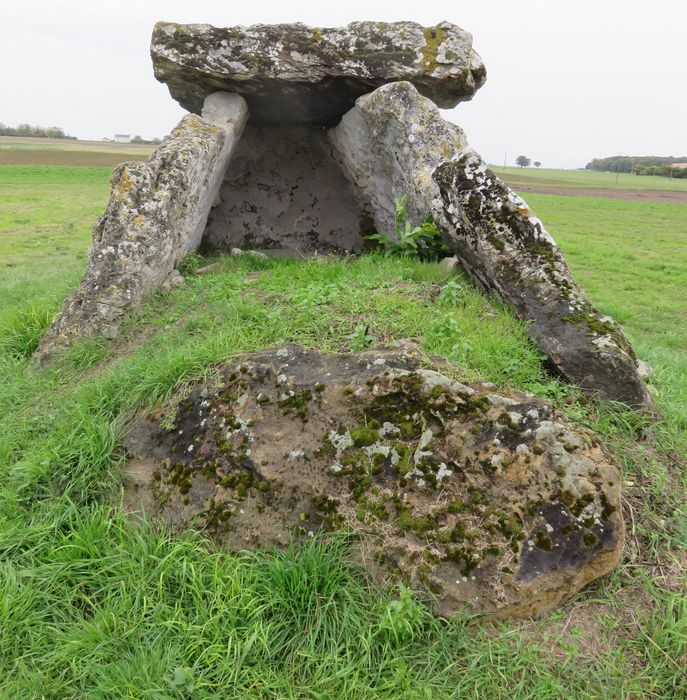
[35, 20, 651, 617]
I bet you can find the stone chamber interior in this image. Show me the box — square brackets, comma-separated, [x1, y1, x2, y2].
[200, 125, 370, 256]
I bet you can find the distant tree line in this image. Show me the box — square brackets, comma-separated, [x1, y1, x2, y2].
[586, 155, 687, 178]
[515, 156, 542, 168]
[131, 135, 162, 145]
[0, 122, 76, 139]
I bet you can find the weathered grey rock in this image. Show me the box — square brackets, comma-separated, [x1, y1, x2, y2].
[330, 82, 651, 408]
[35, 92, 248, 361]
[159, 269, 185, 292]
[203, 126, 366, 254]
[432, 153, 652, 409]
[151, 21, 486, 126]
[439, 256, 459, 274]
[330, 81, 467, 236]
[124, 343, 624, 618]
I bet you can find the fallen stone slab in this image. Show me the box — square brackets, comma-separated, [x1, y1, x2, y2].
[124, 343, 624, 619]
[151, 21, 486, 126]
[35, 93, 248, 361]
[432, 153, 652, 409]
[330, 82, 651, 408]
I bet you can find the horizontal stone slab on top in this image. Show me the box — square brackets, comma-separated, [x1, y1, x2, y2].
[151, 20, 486, 126]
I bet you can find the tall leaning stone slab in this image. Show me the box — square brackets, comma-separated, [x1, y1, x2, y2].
[330, 82, 651, 408]
[35, 93, 248, 362]
[432, 154, 652, 408]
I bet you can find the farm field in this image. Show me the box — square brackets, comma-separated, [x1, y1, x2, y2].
[0, 160, 685, 697]
[0, 135, 154, 167]
[498, 165, 687, 192]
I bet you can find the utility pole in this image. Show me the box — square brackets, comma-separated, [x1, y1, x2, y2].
[503, 151, 507, 171]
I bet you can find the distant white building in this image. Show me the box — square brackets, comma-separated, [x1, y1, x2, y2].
[114, 134, 131, 144]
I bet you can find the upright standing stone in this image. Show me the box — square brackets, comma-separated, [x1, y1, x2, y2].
[330, 82, 651, 408]
[329, 81, 467, 236]
[35, 92, 248, 362]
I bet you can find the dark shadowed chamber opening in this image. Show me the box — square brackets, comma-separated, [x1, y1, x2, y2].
[200, 125, 368, 255]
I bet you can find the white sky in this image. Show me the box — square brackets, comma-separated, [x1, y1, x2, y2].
[1, 0, 685, 168]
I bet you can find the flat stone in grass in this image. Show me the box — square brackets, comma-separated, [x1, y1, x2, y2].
[124, 343, 624, 619]
[151, 21, 486, 126]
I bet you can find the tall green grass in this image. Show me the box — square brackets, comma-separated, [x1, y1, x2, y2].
[0, 167, 684, 697]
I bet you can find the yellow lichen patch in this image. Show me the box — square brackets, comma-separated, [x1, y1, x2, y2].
[420, 26, 448, 71]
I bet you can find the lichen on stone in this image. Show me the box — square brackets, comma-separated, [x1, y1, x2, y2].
[124, 343, 624, 619]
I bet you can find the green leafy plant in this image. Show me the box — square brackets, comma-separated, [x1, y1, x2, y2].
[177, 251, 202, 277]
[379, 584, 426, 643]
[364, 195, 451, 261]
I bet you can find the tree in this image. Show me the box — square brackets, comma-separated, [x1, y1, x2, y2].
[516, 155, 531, 168]
[534, 161, 542, 168]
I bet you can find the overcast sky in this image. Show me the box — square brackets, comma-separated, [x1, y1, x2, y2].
[1, 0, 685, 168]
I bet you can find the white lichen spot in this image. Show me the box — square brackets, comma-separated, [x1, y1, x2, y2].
[592, 334, 616, 349]
[276, 374, 288, 385]
[379, 421, 400, 437]
[329, 430, 354, 452]
[364, 443, 390, 458]
[436, 463, 453, 482]
[276, 347, 289, 358]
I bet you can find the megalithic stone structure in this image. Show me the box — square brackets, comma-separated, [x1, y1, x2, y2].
[150, 21, 486, 125]
[35, 93, 248, 362]
[328, 82, 652, 409]
[35, 20, 652, 411]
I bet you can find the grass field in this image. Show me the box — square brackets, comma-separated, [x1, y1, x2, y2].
[498, 166, 687, 192]
[0, 160, 685, 698]
[0, 136, 153, 168]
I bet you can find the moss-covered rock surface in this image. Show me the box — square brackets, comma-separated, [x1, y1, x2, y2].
[125, 342, 623, 618]
[150, 21, 486, 126]
[433, 152, 652, 409]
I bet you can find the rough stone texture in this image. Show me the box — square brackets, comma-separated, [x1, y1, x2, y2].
[35, 93, 248, 360]
[203, 126, 366, 254]
[330, 81, 467, 236]
[151, 21, 486, 126]
[432, 154, 652, 409]
[331, 82, 651, 408]
[124, 343, 624, 619]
